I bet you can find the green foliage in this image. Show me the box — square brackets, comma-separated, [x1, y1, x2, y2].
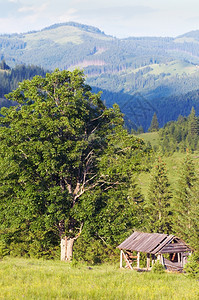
[145, 157, 172, 233]
[173, 154, 199, 249]
[0, 61, 46, 98]
[151, 260, 165, 273]
[159, 108, 199, 154]
[184, 252, 199, 279]
[73, 235, 118, 265]
[0, 69, 147, 258]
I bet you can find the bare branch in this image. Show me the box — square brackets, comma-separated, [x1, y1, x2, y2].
[18, 149, 28, 159]
[74, 223, 83, 240]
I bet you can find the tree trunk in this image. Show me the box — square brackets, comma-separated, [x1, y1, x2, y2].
[60, 236, 75, 261]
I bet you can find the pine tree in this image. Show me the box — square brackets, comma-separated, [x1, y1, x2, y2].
[188, 186, 199, 251]
[188, 107, 198, 136]
[145, 157, 172, 233]
[148, 112, 159, 132]
[173, 153, 198, 249]
[187, 107, 199, 150]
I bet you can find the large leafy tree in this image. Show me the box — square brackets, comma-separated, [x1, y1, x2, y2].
[0, 69, 145, 260]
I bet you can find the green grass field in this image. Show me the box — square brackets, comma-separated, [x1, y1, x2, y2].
[0, 257, 198, 299]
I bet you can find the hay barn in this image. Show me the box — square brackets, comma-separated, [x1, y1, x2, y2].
[118, 231, 192, 272]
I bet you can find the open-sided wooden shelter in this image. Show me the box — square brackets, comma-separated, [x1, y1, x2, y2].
[118, 231, 192, 272]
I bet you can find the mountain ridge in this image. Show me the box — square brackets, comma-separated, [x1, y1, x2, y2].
[1, 22, 199, 130]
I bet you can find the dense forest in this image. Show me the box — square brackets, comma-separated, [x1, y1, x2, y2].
[0, 61, 46, 109]
[2, 22, 199, 130]
[0, 69, 198, 264]
[154, 107, 199, 153]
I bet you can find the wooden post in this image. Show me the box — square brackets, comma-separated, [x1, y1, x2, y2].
[120, 250, 123, 268]
[177, 253, 181, 265]
[157, 254, 164, 265]
[137, 251, 140, 269]
[147, 253, 150, 269]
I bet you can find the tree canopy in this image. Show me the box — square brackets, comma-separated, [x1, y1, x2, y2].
[0, 69, 146, 259]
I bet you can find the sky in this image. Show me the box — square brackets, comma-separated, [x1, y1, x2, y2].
[1, 0, 199, 38]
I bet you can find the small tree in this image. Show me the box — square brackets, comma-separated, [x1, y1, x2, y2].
[148, 112, 159, 132]
[145, 157, 172, 233]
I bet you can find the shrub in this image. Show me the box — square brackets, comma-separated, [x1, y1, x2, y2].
[184, 252, 199, 279]
[151, 260, 165, 273]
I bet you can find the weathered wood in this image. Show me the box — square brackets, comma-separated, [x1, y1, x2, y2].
[118, 232, 191, 255]
[171, 253, 176, 261]
[122, 250, 133, 270]
[118, 232, 191, 272]
[157, 254, 164, 265]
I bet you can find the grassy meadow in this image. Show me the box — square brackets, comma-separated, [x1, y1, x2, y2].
[0, 257, 199, 299]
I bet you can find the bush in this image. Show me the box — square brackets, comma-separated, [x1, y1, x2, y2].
[184, 252, 199, 279]
[0, 241, 9, 258]
[151, 260, 165, 273]
[73, 235, 118, 265]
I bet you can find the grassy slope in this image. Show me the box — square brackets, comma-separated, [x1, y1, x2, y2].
[0, 257, 198, 300]
[138, 132, 199, 196]
[23, 25, 113, 48]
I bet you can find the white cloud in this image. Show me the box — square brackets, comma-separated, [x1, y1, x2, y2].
[18, 3, 48, 14]
[1, 0, 199, 37]
[57, 9, 78, 23]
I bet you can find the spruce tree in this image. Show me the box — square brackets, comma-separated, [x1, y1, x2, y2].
[173, 153, 198, 248]
[148, 112, 159, 132]
[188, 186, 199, 251]
[145, 157, 172, 233]
[187, 107, 199, 150]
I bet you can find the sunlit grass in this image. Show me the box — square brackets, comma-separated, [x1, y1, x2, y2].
[0, 257, 198, 299]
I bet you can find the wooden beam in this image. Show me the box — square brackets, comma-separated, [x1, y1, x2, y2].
[177, 253, 181, 264]
[122, 250, 133, 270]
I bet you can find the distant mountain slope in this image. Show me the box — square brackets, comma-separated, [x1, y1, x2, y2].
[2, 22, 199, 130]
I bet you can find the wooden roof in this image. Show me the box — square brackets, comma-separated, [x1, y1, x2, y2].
[118, 231, 191, 254]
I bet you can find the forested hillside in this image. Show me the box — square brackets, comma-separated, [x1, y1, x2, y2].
[0, 62, 46, 108]
[1, 22, 199, 130]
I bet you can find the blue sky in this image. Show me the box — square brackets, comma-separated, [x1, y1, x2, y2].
[1, 0, 199, 37]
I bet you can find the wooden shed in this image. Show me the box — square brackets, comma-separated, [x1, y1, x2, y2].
[118, 231, 192, 272]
